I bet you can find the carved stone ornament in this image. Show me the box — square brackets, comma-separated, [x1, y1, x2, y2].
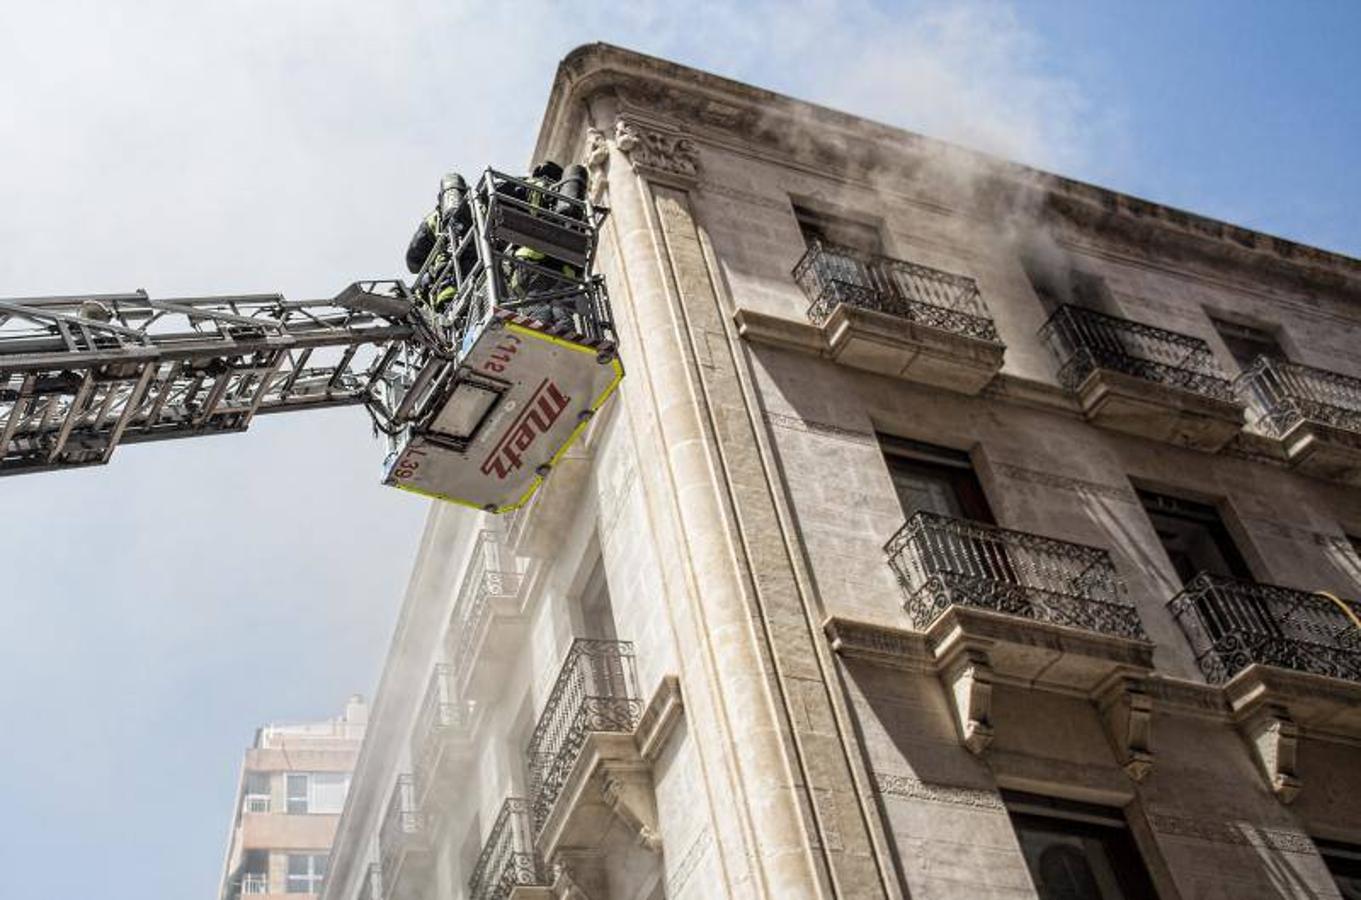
[549, 849, 606, 900]
[584, 127, 610, 205]
[943, 648, 994, 755]
[601, 763, 663, 851]
[613, 117, 700, 182]
[1097, 674, 1154, 782]
[1240, 703, 1301, 803]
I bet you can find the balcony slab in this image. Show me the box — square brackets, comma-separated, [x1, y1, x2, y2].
[734, 305, 1004, 395]
[1072, 367, 1245, 451]
[1279, 418, 1361, 485]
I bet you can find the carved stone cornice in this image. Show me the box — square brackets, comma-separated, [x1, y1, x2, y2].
[534, 43, 1361, 301]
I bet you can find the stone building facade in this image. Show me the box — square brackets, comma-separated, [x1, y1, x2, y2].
[219, 696, 367, 898]
[321, 44, 1361, 900]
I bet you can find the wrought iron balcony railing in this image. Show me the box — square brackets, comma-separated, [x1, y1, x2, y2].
[1236, 355, 1361, 439]
[411, 664, 473, 802]
[1168, 573, 1361, 684]
[468, 797, 547, 900]
[792, 239, 1000, 341]
[526, 638, 642, 833]
[886, 510, 1145, 640]
[1039, 304, 1234, 401]
[448, 530, 527, 690]
[359, 864, 382, 900]
[377, 774, 426, 892]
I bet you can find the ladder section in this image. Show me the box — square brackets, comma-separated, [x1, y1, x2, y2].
[0, 281, 416, 475]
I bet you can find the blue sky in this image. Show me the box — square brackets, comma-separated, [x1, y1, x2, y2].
[0, 2, 1357, 898]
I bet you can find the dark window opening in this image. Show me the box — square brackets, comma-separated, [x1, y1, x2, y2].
[1211, 318, 1286, 370]
[1004, 791, 1159, 900]
[1317, 839, 1361, 900]
[881, 437, 994, 524]
[1137, 490, 1251, 585]
[1022, 257, 1117, 316]
[794, 205, 883, 255]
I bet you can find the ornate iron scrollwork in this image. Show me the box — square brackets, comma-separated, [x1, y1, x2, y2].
[1168, 572, 1361, 683]
[885, 510, 1145, 640]
[792, 239, 1001, 342]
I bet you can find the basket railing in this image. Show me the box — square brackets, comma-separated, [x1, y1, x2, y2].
[886, 510, 1144, 639]
[1039, 304, 1234, 401]
[1236, 355, 1361, 438]
[467, 797, 546, 900]
[525, 639, 642, 833]
[411, 664, 473, 801]
[448, 530, 526, 689]
[377, 774, 425, 892]
[1168, 573, 1361, 684]
[792, 239, 999, 341]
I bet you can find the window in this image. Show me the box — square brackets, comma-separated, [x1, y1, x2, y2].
[285, 773, 349, 815]
[577, 557, 617, 641]
[1022, 256, 1116, 316]
[1005, 791, 1158, 900]
[1137, 490, 1251, 585]
[1317, 839, 1361, 900]
[882, 437, 994, 523]
[1211, 318, 1285, 370]
[793, 205, 883, 254]
[286, 853, 327, 894]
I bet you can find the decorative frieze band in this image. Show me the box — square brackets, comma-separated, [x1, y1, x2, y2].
[664, 828, 712, 897]
[762, 410, 878, 446]
[873, 772, 1005, 811]
[1147, 813, 1315, 854]
[992, 462, 1138, 504]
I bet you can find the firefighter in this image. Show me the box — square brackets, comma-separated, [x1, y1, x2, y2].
[507, 161, 586, 330]
[405, 172, 472, 312]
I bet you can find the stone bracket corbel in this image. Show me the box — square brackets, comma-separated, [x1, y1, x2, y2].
[1240, 703, 1301, 803]
[601, 762, 662, 851]
[1096, 673, 1154, 783]
[942, 647, 995, 755]
[548, 848, 607, 900]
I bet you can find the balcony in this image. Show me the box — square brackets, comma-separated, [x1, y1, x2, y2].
[240, 873, 268, 895]
[1169, 573, 1361, 686]
[1169, 573, 1361, 800]
[790, 240, 1005, 393]
[888, 511, 1145, 640]
[411, 664, 475, 811]
[359, 864, 382, 900]
[447, 530, 531, 700]
[1237, 356, 1361, 484]
[527, 639, 643, 834]
[378, 775, 431, 900]
[468, 798, 548, 900]
[241, 793, 270, 814]
[1040, 304, 1244, 450]
[884, 511, 1153, 761]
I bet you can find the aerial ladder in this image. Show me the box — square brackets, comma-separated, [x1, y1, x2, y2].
[0, 168, 623, 513]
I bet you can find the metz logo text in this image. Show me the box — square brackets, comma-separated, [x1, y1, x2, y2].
[480, 379, 572, 480]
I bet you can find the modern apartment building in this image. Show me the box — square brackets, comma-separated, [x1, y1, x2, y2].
[220, 696, 368, 898]
[321, 44, 1361, 900]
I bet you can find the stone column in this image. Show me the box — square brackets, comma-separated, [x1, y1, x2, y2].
[593, 108, 894, 899]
